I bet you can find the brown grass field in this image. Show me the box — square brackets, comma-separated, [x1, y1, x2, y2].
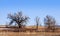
[0, 31, 60, 36]
[0, 26, 60, 36]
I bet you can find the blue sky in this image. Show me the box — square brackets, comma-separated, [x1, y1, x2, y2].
[0, 0, 60, 26]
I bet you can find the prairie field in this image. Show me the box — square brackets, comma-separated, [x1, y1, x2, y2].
[0, 26, 60, 36]
[0, 31, 60, 36]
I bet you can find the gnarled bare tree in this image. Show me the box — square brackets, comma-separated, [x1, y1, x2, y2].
[8, 12, 29, 29]
[44, 15, 56, 32]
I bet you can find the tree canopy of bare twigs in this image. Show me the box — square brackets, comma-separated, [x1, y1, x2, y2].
[44, 15, 56, 32]
[8, 12, 29, 28]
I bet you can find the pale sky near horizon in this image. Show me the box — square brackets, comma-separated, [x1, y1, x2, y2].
[0, 0, 60, 26]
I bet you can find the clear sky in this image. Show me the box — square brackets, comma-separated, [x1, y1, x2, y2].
[0, 0, 60, 26]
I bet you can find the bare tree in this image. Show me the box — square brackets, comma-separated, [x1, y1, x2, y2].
[44, 15, 56, 32]
[8, 12, 29, 29]
[35, 16, 40, 31]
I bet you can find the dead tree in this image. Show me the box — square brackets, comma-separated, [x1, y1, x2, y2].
[35, 16, 40, 32]
[7, 11, 29, 32]
[44, 15, 56, 32]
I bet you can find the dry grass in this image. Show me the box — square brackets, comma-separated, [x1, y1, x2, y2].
[0, 26, 60, 36]
[0, 31, 60, 36]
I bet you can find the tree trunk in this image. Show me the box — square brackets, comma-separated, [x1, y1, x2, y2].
[19, 25, 22, 28]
